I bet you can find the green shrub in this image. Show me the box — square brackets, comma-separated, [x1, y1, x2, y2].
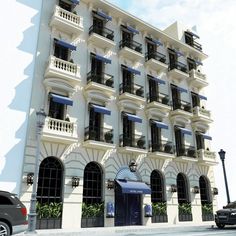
[36, 202, 62, 219]
[82, 202, 104, 218]
[178, 203, 192, 214]
[202, 203, 213, 214]
[152, 202, 167, 216]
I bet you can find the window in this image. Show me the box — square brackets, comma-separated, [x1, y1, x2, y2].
[122, 68, 133, 93]
[191, 92, 200, 108]
[196, 133, 205, 150]
[0, 196, 13, 205]
[91, 57, 103, 79]
[199, 176, 211, 205]
[175, 127, 184, 156]
[177, 173, 189, 204]
[82, 162, 103, 205]
[171, 84, 181, 110]
[59, 0, 72, 12]
[122, 30, 133, 47]
[48, 96, 66, 120]
[168, 49, 177, 70]
[185, 32, 193, 46]
[123, 114, 133, 146]
[93, 16, 104, 35]
[89, 106, 102, 140]
[187, 58, 196, 71]
[54, 42, 69, 61]
[149, 79, 159, 102]
[147, 42, 157, 60]
[151, 122, 161, 152]
[151, 170, 165, 203]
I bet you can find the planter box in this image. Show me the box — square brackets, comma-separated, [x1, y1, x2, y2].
[81, 216, 104, 228]
[36, 218, 62, 229]
[202, 214, 214, 221]
[179, 214, 193, 222]
[152, 214, 168, 223]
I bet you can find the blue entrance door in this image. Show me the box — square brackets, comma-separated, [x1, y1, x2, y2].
[115, 186, 141, 226]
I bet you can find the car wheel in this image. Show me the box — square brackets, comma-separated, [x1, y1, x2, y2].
[216, 223, 225, 229]
[0, 221, 10, 236]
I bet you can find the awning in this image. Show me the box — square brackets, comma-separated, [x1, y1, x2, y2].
[116, 180, 151, 194]
[97, 10, 112, 21]
[124, 113, 142, 123]
[178, 127, 192, 135]
[146, 37, 163, 46]
[94, 54, 111, 64]
[151, 120, 168, 129]
[148, 75, 165, 84]
[55, 39, 76, 51]
[123, 65, 141, 75]
[195, 60, 203, 66]
[176, 86, 188, 93]
[202, 134, 212, 140]
[199, 94, 207, 100]
[70, 0, 80, 5]
[92, 104, 111, 115]
[185, 30, 200, 39]
[174, 49, 184, 57]
[51, 94, 73, 106]
[122, 25, 139, 34]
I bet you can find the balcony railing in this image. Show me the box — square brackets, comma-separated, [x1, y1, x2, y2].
[119, 40, 142, 53]
[197, 149, 216, 160]
[119, 83, 144, 97]
[186, 40, 202, 51]
[193, 106, 211, 118]
[147, 92, 170, 106]
[149, 140, 174, 154]
[89, 25, 114, 41]
[119, 134, 146, 149]
[84, 126, 113, 143]
[87, 71, 114, 88]
[145, 51, 166, 64]
[170, 61, 188, 73]
[172, 99, 192, 113]
[176, 144, 196, 158]
[190, 69, 206, 81]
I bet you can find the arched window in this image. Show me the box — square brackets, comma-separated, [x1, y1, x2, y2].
[177, 173, 189, 204]
[151, 170, 165, 203]
[82, 162, 103, 204]
[199, 176, 211, 204]
[37, 156, 63, 204]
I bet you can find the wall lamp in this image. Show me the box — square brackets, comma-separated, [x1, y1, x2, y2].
[72, 176, 80, 188]
[27, 173, 34, 185]
[170, 184, 177, 193]
[192, 186, 200, 194]
[129, 160, 137, 172]
[107, 179, 115, 190]
[212, 187, 218, 195]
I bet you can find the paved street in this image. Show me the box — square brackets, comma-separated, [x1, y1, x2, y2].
[17, 225, 236, 236]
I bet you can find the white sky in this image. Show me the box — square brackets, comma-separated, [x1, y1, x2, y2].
[107, 0, 236, 208]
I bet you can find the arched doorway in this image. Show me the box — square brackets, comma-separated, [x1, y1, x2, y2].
[81, 162, 104, 228]
[199, 175, 213, 221]
[151, 170, 167, 223]
[176, 173, 192, 222]
[36, 156, 63, 229]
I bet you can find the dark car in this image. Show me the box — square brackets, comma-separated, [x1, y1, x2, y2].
[0, 191, 28, 235]
[215, 201, 236, 229]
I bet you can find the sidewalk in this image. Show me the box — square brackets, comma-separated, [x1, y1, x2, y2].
[17, 223, 215, 236]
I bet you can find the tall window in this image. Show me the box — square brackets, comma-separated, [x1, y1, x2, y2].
[82, 162, 103, 205]
[177, 173, 189, 204]
[151, 170, 165, 203]
[89, 106, 102, 140]
[174, 126, 184, 156]
[151, 123, 161, 152]
[147, 42, 156, 60]
[122, 30, 133, 48]
[168, 49, 177, 70]
[123, 114, 133, 147]
[49, 96, 65, 120]
[59, 0, 72, 12]
[122, 68, 133, 93]
[93, 16, 104, 35]
[199, 176, 211, 205]
[187, 58, 196, 71]
[171, 84, 181, 110]
[191, 92, 200, 108]
[196, 132, 205, 150]
[149, 78, 159, 102]
[54, 42, 69, 61]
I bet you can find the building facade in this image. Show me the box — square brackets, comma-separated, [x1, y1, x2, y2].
[20, 0, 218, 229]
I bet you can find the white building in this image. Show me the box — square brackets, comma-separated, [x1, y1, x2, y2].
[19, 0, 218, 229]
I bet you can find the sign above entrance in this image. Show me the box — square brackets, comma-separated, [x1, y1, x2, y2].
[116, 180, 151, 194]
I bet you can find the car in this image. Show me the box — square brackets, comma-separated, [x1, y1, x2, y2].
[0, 191, 28, 236]
[215, 201, 236, 229]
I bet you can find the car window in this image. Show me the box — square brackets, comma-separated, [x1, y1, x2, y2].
[0, 196, 13, 205]
[224, 201, 236, 209]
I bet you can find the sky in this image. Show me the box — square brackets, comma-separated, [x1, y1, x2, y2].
[107, 0, 236, 208]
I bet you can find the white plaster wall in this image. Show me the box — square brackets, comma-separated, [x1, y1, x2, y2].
[0, 0, 42, 195]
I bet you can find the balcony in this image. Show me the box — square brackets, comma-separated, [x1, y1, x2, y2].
[41, 117, 78, 144]
[148, 140, 175, 159]
[168, 62, 189, 80]
[119, 83, 146, 106]
[44, 56, 81, 85]
[50, 5, 83, 37]
[146, 92, 171, 112]
[119, 40, 144, 61]
[176, 145, 198, 162]
[189, 69, 208, 88]
[88, 25, 116, 50]
[145, 52, 168, 72]
[186, 40, 202, 52]
[85, 72, 115, 97]
[119, 134, 148, 154]
[192, 106, 213, 124]
[83, 126, 115, 150]
[170, 99, 193, 119]
[197, 149, 218, 166]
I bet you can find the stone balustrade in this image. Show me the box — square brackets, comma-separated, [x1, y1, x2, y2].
[190, 69, 206, 80]
[193, 106, 211, 118]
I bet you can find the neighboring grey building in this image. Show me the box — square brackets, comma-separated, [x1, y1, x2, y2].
[20, 0, 218, 229]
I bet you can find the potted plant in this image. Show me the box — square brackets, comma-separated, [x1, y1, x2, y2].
[136, 88, 143, 97]
[178, 203, 192, 222]
[137, 139, 145, 148]
[184, 104, 192, 112]
[152, 202, 168, 223]
[104, 131, 113, 143]
[164, 143, 172, 153]
[188, 148, 195, 157]
[162, 96, 169, 105]
[202, 203, 214, 221]
[105, 79, 113, 87]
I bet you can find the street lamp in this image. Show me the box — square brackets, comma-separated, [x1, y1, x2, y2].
[27, 108, 46, 233]
[218, 149, 231, 204]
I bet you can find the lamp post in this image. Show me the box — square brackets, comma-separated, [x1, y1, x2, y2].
[218, 149, 231, 204]
[27, 109, 46, 233]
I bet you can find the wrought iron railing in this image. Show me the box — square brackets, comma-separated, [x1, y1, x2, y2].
[87, 71, 114, 88]
[119, 83, 144, 97]
[84, 126, 113, 143]
[89, 25, 114, 41]
[176, 144, 196, 158]
[145, 51, 166, 64]
[172, 98, 192, 113]
[170, 61, 188, 73]
[119, 39, 142, 53]
[147, 92, 171, 106]
[149, 140, 174, 154]
[119, 134, 146, 149]
[186, 40, 202, 51]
